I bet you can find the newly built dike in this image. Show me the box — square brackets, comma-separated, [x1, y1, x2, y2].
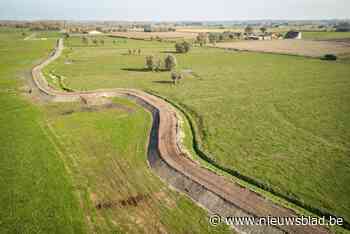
[31, 39, 331, 234]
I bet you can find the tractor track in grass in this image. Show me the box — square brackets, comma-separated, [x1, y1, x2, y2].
[30, 38, 331, 234]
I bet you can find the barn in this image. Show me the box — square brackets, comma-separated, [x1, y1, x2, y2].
[284, 31, 302, 39]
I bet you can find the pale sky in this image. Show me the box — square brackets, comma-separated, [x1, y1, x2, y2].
[0, 0, 349, 21]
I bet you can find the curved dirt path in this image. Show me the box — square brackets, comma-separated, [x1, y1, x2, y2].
[31, 39, 331, 234]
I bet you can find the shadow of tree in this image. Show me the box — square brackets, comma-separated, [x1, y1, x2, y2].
[121, 68, 150, 72]
[122, 68, 170, 72]
[152, 80, 174, 84]
[160, 50, 181, 54]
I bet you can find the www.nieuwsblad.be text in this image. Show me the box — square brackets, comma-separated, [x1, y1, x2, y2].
[209, 215, 344, 227]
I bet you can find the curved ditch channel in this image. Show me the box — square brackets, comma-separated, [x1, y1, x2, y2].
[30, 38, 331, 234]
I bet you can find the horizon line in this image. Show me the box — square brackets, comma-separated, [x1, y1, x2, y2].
[1, 18, 350, 23]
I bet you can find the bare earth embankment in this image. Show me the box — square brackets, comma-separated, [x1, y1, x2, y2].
[31, 39, 333, 234]
[214, 39, 350, 57]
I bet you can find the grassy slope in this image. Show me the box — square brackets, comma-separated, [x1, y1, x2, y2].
[43, 98, 230, 234]
[46, 36, 350, 223]
[0, 29, 86, 233]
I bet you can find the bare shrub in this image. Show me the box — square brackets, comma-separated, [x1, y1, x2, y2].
[146, 56, 156, 71]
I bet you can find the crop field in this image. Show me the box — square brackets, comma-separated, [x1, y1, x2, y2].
[0, 30, 230, 233]
[175, 26, 292, 34]
[109, 31, 198, 40]
[303, 31, 350, 40]
[45, 35, 350, 226]
[176, 27, 242, 33]
[214, 39, 350, 57]
[175, 26, 333, 34]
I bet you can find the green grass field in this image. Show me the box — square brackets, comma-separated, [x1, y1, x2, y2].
[45, 35, 350, 224]
[43, 98, 230, 233]
[303, 31, 350, 40]
[0, 29, 86, 234]
[0, 30, 231, 233]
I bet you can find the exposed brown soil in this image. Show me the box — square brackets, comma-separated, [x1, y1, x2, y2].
[96, 194, 149, 209]
[214, 39, 350, 57]
[60, 103, 134, 116]
[316, 38, 350, 44]
[30, 38, 332, 234]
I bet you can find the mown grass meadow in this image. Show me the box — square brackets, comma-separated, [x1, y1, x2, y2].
[0, 29, 86, 234]
[0, 29, 231, 233]
[46, 35, 350, 225]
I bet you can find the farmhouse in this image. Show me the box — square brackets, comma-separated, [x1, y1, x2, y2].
[245, 34, 272, 40]
[88, 30, 102, 35]
[284, 31, 302, 39]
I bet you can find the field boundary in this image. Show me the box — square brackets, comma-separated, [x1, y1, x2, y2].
[30, 38, 336, 234]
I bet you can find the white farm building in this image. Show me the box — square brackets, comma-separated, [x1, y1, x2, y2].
[88, 30, 103, 35]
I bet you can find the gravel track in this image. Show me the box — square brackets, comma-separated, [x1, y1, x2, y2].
[30, 39, 331, 234]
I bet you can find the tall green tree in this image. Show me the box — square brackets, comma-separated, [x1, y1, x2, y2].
[164, 54, 177, 71]
[260, 27, 267, 35]
[245, 26, 254, 34]
[175, 41, 192, 53]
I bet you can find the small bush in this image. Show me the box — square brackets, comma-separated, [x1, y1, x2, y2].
[171, 71, 178, 84]
[323, 54, 337, 61]
[171, 71, 184, 84]
[145, 55, 156, 71]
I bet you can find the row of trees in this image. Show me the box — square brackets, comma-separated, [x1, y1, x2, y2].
[81, 36, 127, 46]
[335, 22, 350, 32]
[145, 55, 183, 84]
[195, 27, 269, 45]
[81, 37, 105, 46]
[128, 49, 142, 55]
[145, 54, 177, 71]
[150, 36, 165, 42]
[144, 26, 176, 32]
[196, 32, 242, 45]
[244, 26, 268, 34]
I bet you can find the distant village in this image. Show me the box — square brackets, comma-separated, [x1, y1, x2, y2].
[1, 19, 349, 42]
